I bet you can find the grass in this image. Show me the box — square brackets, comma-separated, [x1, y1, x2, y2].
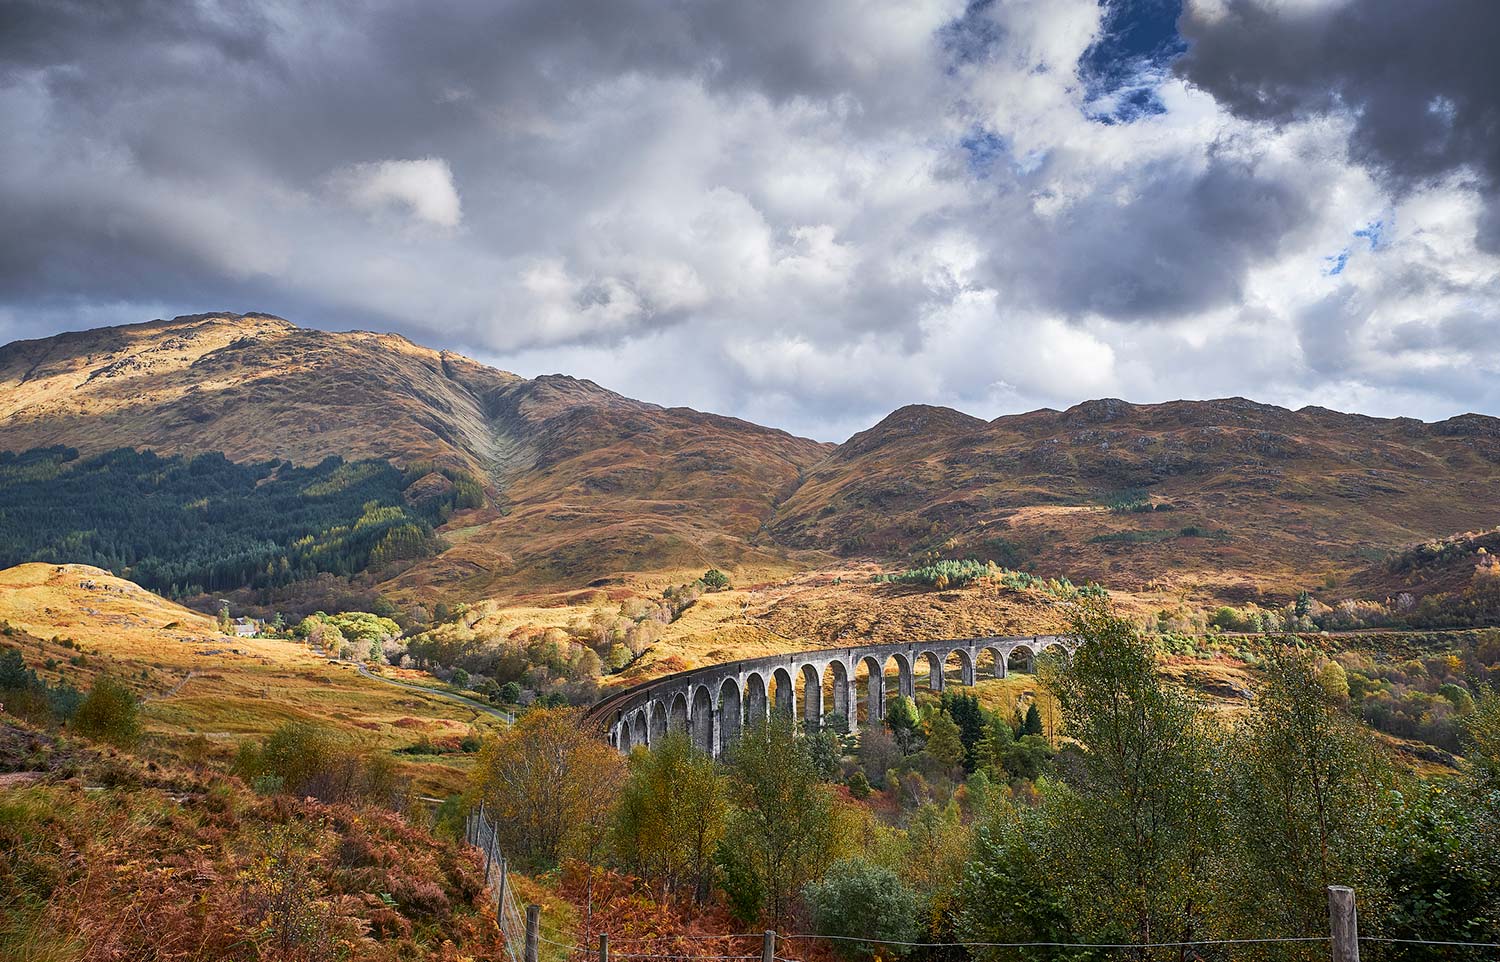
[1089, 529, 1178, 544]
[0, 563, 505, 797]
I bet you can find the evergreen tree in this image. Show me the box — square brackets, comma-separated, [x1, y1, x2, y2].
[885, 694, 922, 754]
[942, 690, 988, 770]
[1022, 702, 1044, 736]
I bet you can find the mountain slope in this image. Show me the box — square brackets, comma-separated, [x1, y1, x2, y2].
[0, 313, 832, 600]
[0, 312, 520, 474]
[5, 313, 1499, 606]
[769, 397, 1500, 599]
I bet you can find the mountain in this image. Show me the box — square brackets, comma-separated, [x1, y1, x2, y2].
[4, 313, 1499, 608]
[0, 313, 830, 601]
[0, 312, 518, 472]
[769, 397, 1500, 599]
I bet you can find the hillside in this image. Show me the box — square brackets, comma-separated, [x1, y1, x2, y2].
[0, 312, 519, 473]
[769, 398, 1500, 602]
[0, 563, 506, 796]
[0, 313, 831, 601]
[4, 314, 1500, 609]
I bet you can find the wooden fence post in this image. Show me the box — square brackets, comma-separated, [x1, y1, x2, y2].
[1329, 885, 1359, 962]
[525, 904, 541, 962]
[599, 932, 610, 962]
[498, 856, 508, 913]
[762, 930, 775, 962]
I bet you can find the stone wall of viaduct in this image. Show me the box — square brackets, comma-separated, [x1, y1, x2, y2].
[583, 634, 1074, 758]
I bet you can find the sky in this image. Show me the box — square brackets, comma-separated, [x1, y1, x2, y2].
[2, 0, 1499, 441]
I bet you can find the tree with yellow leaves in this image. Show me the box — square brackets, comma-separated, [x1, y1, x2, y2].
[470, 708, 625, 869]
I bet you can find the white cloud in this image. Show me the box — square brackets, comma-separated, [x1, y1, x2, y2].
[334, 158, 462, 228]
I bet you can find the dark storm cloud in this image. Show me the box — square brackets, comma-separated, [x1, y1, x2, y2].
[1178, 0, 1500, 246]
[1008, 144, 1314, 320]
[2, 0, 1498, 437]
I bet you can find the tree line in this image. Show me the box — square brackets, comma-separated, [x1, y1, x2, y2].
[0, 446, 483, 596]
[468, 600, 1500, 960]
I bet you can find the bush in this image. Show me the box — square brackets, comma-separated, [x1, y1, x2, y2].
[804, 857, 923, 956]
[702, 569, 731, 591]
[71, 676, 141, 747]
[875, 558, 995, 589]
[234, 722, 410, 809]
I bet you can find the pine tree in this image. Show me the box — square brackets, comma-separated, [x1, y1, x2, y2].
[1022, 702, 1043, 736]
[885, 694, 922, 753]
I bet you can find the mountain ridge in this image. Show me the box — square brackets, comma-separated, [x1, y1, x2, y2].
[3, 312, 1499, 604]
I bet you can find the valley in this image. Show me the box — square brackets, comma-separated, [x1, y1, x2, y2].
[3, 312, 1499, 960]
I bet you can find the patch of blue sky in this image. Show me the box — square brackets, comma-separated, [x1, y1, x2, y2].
[958, 125, 1047, 178]
[1324, 218, 1388, 276]
[960, 127, 1007, 177]
[1353, 220, 1385, 251]
[1078, 0, 1187, 124]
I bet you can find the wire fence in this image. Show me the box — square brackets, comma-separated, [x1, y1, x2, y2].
[465, 805, 531, 962]
[463, 812, 1499, 961]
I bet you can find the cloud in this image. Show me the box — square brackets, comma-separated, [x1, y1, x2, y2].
[0, 0, 1498, 439]
[334, 158, 462, 228]
[1177, 0, 1500, 247]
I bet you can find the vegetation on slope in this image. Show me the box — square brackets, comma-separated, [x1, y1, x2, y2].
[874, 557, 1107, 599]
[0, 721, 503, 961]
[472, 602, 1500, 959]
[0, 446, 481, 597]
[0, 563, 507, 799]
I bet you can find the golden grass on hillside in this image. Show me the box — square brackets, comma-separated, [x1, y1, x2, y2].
[431, 564, 1120, 697]
[0, 563, 504, 796]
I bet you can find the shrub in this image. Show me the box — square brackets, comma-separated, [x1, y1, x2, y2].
[874, 558, 996, 589]
[701, 568, 731, 591]
[71, 676, 141, 747]
[234, 722, 410, 809]
[804, 857, 923, 957]
[239, 827, 335, 960]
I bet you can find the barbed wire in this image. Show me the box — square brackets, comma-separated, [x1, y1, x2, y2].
[601, 935, 767, 945]
[784, 934, 1332, 950]
[466, 811, 1500, 958]
[1360, 937, 1500, 948]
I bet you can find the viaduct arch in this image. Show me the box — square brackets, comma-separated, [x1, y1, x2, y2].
[584, 634, 1074, 759]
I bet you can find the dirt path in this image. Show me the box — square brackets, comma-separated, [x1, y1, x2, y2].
[351, 661, 514, 724]
[143, 670, 196, 702]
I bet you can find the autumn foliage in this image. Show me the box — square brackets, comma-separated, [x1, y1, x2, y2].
[0, 720, 503, 961]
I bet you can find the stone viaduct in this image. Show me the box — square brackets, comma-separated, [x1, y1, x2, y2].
[583, 634, 1074, 758]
